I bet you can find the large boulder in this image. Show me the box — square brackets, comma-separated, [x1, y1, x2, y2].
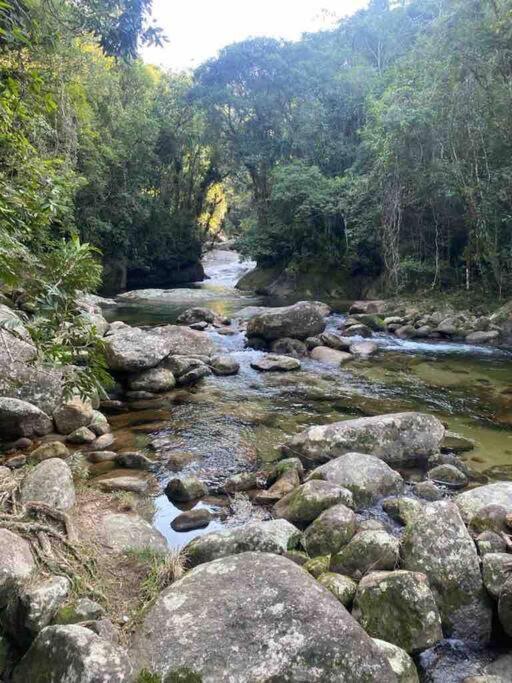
[273, 480, 354, 524]
[284, 412, 445, 468]
[246, 301, 327, 341]
[21, 458, 76, 511]
[330, 530, 400, 579]
[0, 397, 53, 440]
[128, 367, 176, 393]
[105, 325, 173, 372]
[98, 513, 167, 554]
[353, 571, 443, 653]
[0, 529, 35, 608]
[53, 396, 94, 435]
[455, 482, 512, 524]
[401, 501, 492, 643]
[307, 453, 404, 508]
[303, 504, 357, 556]
[12, 625, 132, 682]
[132, 552, 396, 682]
[185, 519, 301, 568]
[498, 576, 512, 637]
[148, 324, 215, 356]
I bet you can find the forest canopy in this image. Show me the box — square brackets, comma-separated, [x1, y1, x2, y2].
[1, 0, 512, 302]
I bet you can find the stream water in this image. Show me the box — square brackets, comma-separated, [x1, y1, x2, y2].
[102, 249, 512, 681]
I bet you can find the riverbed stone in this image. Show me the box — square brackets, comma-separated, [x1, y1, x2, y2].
[303, 503, 357, 556]
[465, 330, 500, 344]
[89, 432, 115, 451]
[270, 337, 307, 357]
[132, 552, 396, 682]
[21, 458, 75, 511]
[382, 497, 423, 526]
[330, 529, 400, 579]
[343, 323, 373, 337]
[319, 332, 352, 350]
[498, 576, 512, 636]
[307, 452, 404, 508]
[455, 482, 512, 525]
[128, 367, 176, 393]
[372, 639, 419, 683]
[53, 396, 94, 435]
[250, 353, 301, 372]
[223, 471, 263, 493]
[165, 476, 208, 502]
[115, 451, 153, 470]
[350, 340, 379, 357]
[246, 301, 327, 341]
[30, 441, 70, 461]
[185, 519, 301, 568]
[255, 468, 300, 503]
[401, 500, 492, 642]
[0, 530, 35, 608]
[427, 463, 468, 488]
[274, 479, 354, 524]
[350, 300, 387, 315]
[67, 426, 96, 444]
[310, 346, 353, 365]
[317, 572, 357, 606]
[413, 480, 444, 501]
[476, 531, 507, 556]
[171, 508, 211, 532]
[98, 512, 167, 553]
[482, 553, 512, 599]
[353, 571, 443, 653]
[177, 307, 216, 325]
[92, 469, 153, 494]
[209, 353, 240, 375]
[89, 410, 110, 436]
[304, 555, 330, 578]
[12, 625, 132, 682]
[104, 326, 172, 372]
[0, 397, 53, 440]
[285, 412, 445, 468]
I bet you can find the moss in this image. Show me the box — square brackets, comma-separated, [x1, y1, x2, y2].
[164, 668, 203, 682]
[137, 671, 162, 683]
[303, 555, 330, 578]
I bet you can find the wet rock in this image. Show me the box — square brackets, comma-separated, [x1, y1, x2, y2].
[224, 471, 263, 493]
[128, 367, 176, 393]
[4, 453, 26, 468]
[209, 353, 240, 375]
[21, 458, 75, 511]
[441, 431, 476, 454]
[303, 555, 330, 578]
[395, 325, 416, 339]
[246, 301, 327, 341]
[12, 625, 132, 682]
[171, 508, 211, 532]
[350, 340, 379, 357]
[401, 500, 492, 643]
[185, 519, 301, 568]
[307, 452, 404, 508]
[98, 512, 167, 553]
[86, 413, 109, 436]
[67, 426, 96, 444]
[353, 571, 443, 653]
[372, 639, 420, 683]
[177, 307, 217, 325]
[7, 576, 70, 644]
[190, 320, 209, 330]
[255, 469, 300, 503]
[132, 552, 396, 682]
[273, 479, 354, 524]
[350, 300, 387, 315]
[352, 314, 386, 331]
[382, 497, 423, 526]
[53, 397, 94, 435]
[427, 463, 468, 488]
[270, 337, 307, 358]
[469, 504, 509, 534]
[0, 397, 53, 440]
[92, 470, 153, 494]
[455, 482, 512, 525]
[330, 529, 400, 579]
[465, 330, 500, 344]
[343, 323, 372, 337]
[30, 441, 69, 461]
[271, 456, 304, 480]
[305, 335, 323, 349]
[482, 553, 512, 599]
[250, 353, 301, 372]
[0, 530, 35, 608]
[165, 476, 208, 502]
[319, 331, 352, 350]
[310, 346, 353, 365]
[285, 412, 445, 468]
[413, 480, 444, 501]
[89, 432, 115, 451]
[303, 503, 357, 556]
[87, 450, 118, 464]
[476, 531, 507, 556]
[498, 576, 512, 636]
[317, 572, 357, 606]
[115, 451, 153, 470]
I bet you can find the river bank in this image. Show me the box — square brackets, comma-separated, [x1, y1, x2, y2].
[0, 249, 512, 681]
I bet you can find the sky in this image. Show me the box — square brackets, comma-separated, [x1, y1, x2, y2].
[143, 0, 369, 71]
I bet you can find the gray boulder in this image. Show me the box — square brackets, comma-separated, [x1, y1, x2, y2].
[482, 553, 512, 599]
[303, 504, 357, 556]
[285, 412, 445, 468]
[317, 572, 357, 607]
[30, 441, 70, 461]
[185, 519, 301, 568]
[330, 530, 400, 579]
[0, 397, 53, 440]
[98, 513, 167, 554]
[250, 354, 301, 372]
[21, 458, 75, 511]
[132, 552, 396, 682]
[353, 571, 443, 653]
[246, 301, 326, 341]
[310, 346, 353, 365]
[128, 367, 176, 393]
[165, 476, 207, 502]
[53, 397, 93, 434]
[455, 482, 512, 524]
[13, 625, 132, 682]
[270, 338, 307, 358]
[274, 480, 354, 524]
[401, 500, 492, 643]
[498, 576, 512, 637]
[372, 639, 419, 683]
[307, 452, 404, 508]
[177, 307, 216, 324]
[105, 326, 172, 372]
[0, 530, 35, 608]
[209, 354, 240, 375]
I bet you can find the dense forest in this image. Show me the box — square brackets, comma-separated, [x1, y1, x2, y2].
[2, 0, 512, 304]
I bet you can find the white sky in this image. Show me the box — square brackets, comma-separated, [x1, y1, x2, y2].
[143, 0, 369, 71]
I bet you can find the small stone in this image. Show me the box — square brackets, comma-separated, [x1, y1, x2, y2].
[171, 509, 211, 532]
[53, 397, 93, 435]
[427, 464, 468, 488]
[413, 480, 444, 501]
[87, 451, 118, 464]
[11, 437, 32, 450]
[482, 553, 512, 599]
[165, 477, 208, 502]
[5, 454, 27, 469]
[8, 576, 70, 643]
[498, 576, 512, 636]
[350, 341, 378, 357]
[331, 530, 400, 579]
[209, 354, 240, 376]
[382, 497, 423, 526]
[319, 332, 351, 351]
[270, 338, 307, 358]
[0, 530, 35, 608]
[223, 471, 262, 494]
[89, 433, 115, 451]
[271, 457, 304, 480]
[303, 555, 330, 578]
[372, 639, 420, 683]
[115, 451, 153, 470]
[92, 470, 153, 494]
[129, 367, 176, 393]
[30, 441, 69, 461]
[273, 480, 354, 524]
[317, 573, 357, 607]
[88, 410, 110, 436]
[303, 504, 357, 556]
[250, 354, 301, 372]
[476, 531, 507, 556]
[469, 504, 509, 534]
[254, 469, 300, 504]
[98, 512, 167, 554]
[21, 458, 75, 511]
[310, 346, 353, 365]
[343, 323, 372, 337]
[66, 426, 96, 444]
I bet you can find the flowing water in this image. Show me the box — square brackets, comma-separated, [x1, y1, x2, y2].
[103, 249, 512, 681]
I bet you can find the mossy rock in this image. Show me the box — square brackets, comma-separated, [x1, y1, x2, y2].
[303, 555, 330, 578]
